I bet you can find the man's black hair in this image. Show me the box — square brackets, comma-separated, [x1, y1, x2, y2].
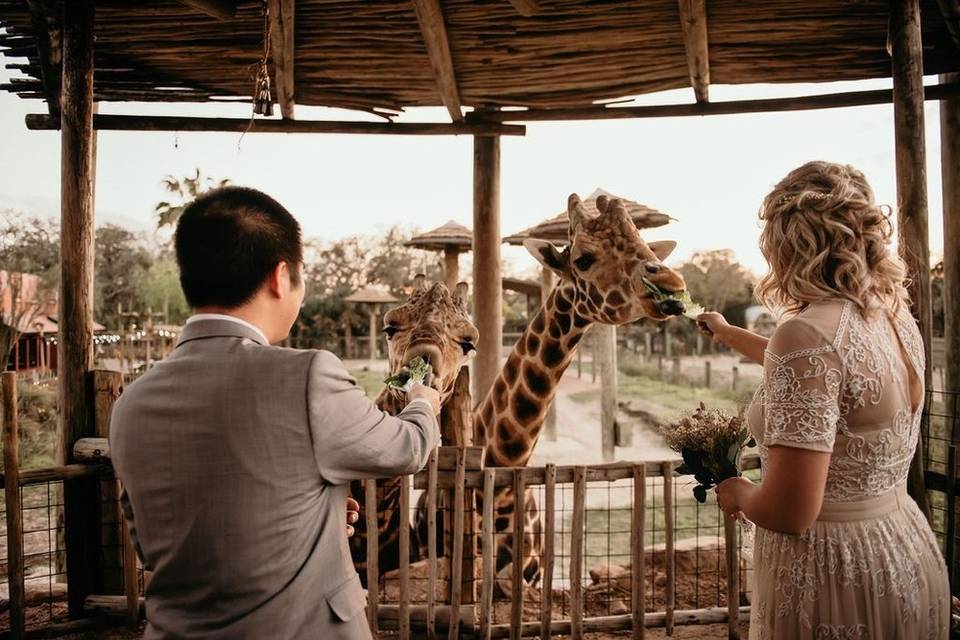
[174, 186, 302, 309]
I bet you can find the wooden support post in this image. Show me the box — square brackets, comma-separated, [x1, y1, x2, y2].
[704, 361, 711, 389]
[598, 325, 619, 458]
[891, 0, 933, 518]
[510, 469, 526, 640]
[570, 466, 586, 640]
[426, 450, 439, 639]
[472, 135, 502, 401]
[677, 0, 710, 103]
[267, 0, 295, 119]
[662, 461, 675, 635]
[731, 366, 739, 392]
[723, 514, 740, 640]
[631, 464, 646, 640]
[365, 479, 379, 636]
[480, 469, 496, 640]
[368, 308, 378, 363]
[542, 268, 558, 441]
[665, 331, 673, 359]
[672, 357, 681, 384]
[541, 464, 556, 639]
[3, 372, 25, 639]
[93, 370, 124, 594]
[448, 448, 467, 640]
[398, 475, 411, 640]
[443, 248, 460, 291]
[645, 333, 653, 361]
[60, 0, 98, 618]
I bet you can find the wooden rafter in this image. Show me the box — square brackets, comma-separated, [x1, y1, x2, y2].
[507, 0, 540, 17]
[937, 0, 960, 49]
[177, 0, 236, 20]
[410, 0, 463, 122]
[677, 0, 710, 103]
[268, 0, 295, 119]
[25, 0, 61, 116]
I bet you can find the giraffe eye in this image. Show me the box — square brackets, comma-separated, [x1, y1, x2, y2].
[574, 253, 596, 271]
[383, 326, 399, 339]
[459, 340, 476, 355]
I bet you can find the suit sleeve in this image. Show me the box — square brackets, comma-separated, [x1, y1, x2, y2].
[306, 350, 440, 485]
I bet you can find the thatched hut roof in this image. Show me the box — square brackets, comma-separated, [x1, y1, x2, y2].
[0, 2, 957, 120]
[405, 220, 472, 252]
[503, 188, 674, 245]
[344, 285, 398, 305]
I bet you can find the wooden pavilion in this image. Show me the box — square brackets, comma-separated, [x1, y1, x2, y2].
[0, 0, 959, 634]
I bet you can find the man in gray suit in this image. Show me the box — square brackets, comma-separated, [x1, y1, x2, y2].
[110, 187, 440, 639]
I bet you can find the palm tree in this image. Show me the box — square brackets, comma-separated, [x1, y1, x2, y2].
[154, 168, 231, 229]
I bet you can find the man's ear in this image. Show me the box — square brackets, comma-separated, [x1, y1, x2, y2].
[267, 261, 288, 298]
[648, 240, 677, 261]
[524, 239, 570, 278]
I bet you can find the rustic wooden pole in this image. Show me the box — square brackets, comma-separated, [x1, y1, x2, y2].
[541, 463, 556, 639]
[598, 324, 619, 459]
[947, 446, 958, 591]
[731, 366, 739, 392]
[704, 361, 712, 389]
[368, 307, 378, 364]
[541, 268, 558, 442]
[510, 468, 526, 640]
[723, 514, 740, 640]
[121, 514, 139, 629]
[631, 464, 646, 640]
[472, 135, 502, 401]
[942, 70, 960, 583]
[93, 370, 124, 593]
[365, 479, 380, 636]
[60, 0, 99, 618]
[570, 466, 587, 640]
[443, 247, 460, 291]
[480, 468, 495, 640]
[398, 475, 411, 640]
[3, 372, 25, 639]
[661, 462, 675, 635]
[426, 450, 439, 640]
[891, 0, 933, 518]
[448, 448, 467, 640]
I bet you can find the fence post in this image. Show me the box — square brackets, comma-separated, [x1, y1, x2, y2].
[93, 370, 125, 594]
[426, 451, 439, 639]
[570, 466, 586, 640]
[510, 469, 526, 640]
[631, 463, 646, 640]
[364, 479, 379, 636]
[3, 372, 25, 640]
[447, 448, 467, 640]
[398, 476, 411, 640]
[948, 445, 957, 592]
[480, 469, 496, 640]
[704, 361, 711, 388]
[724, 514, 740, 639]
[672, 357, 681, 384]
[732, 366, 739, 392]
[644, 333, 652, 362]
[661, 461, 675, 635]
[541, 464, 556, 639]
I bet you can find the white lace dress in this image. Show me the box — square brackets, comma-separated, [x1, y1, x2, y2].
[746, 300, 950, 640]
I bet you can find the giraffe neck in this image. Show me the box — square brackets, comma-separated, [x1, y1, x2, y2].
[475, 282, 592, 467]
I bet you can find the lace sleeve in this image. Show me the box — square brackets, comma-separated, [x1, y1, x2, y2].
[762, 318, 843, 453]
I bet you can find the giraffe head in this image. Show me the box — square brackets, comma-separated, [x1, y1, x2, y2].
[382, 276, 479, 403]
[525, 194, 687, 323]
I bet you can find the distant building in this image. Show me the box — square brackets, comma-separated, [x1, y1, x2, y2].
[744, 304, 777, 337]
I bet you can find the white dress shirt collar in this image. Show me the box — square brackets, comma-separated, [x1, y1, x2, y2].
[186, 313, 270, 345]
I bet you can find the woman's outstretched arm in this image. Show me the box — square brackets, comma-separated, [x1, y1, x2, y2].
[696, 312, 768, 365]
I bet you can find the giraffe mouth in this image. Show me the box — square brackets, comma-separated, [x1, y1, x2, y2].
[401, 343, 445, 390]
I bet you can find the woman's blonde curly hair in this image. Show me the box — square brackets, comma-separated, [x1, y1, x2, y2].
[756, 161, 909, 316]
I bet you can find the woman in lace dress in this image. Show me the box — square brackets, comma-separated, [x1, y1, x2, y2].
[701, 161, 949, 639]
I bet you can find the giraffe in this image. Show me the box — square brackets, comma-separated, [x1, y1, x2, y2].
[349, 277, 478, 585]
[473, 193, 687, 589]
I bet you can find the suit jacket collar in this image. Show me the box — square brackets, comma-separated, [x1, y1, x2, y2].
[177, 318, 269, 348]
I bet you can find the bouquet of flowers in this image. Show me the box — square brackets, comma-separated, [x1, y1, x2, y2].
[384, 356, 433, 391]
[661, 402, 754, 503]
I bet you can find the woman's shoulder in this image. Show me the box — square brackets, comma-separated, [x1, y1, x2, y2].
[770, 300, 848, 359]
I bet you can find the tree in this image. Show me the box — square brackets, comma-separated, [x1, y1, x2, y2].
[366, 226, 442, 297]
[154, 168, 231, 229]
[95, 224, 153, 327]
[142, 252, 189, 324]
[677, 249, 755, 321]
[0, 211, 60, 366]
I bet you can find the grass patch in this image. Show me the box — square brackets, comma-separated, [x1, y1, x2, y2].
[349, 368, 386, 399]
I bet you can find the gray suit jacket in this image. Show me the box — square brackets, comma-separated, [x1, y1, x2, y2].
[110, 318, 438, 639]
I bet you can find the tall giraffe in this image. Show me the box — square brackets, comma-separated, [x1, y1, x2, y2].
[349, 277, 478, 584]
[474, 194, 687, 587]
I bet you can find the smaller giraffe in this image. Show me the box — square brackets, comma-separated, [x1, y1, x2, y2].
[475, 194, 688, 590]
[349, 277, 478, 584]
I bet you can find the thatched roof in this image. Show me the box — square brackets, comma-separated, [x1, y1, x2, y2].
[405, 220, 472, 251]
[344, 285, 399, 305]
[503, 188, 674, 245]
[0, 1, 957, 119]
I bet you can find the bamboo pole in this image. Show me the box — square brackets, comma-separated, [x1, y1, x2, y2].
[60, 0, 99, 617]
[448, 448, 467, 640]
[25, 113, 525, 136]
[3, 373, 25, 639]
[662, 461, 675, 635]
[510, 468, 526, 639]
[891, 0, 933, 519]
[365, 479, 379, 636]
[723, 514, 740, 639]
[480, 469, 496, 640]
[399, 475, 411, 640]
[426, 450, 439, 639]
[540, 464, 556, 639]
[631, 464, 646, 640]
[472, 134, 502, 401]
[570, 466, 586, 640]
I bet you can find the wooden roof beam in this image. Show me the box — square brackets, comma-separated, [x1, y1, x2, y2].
[507, 0, 540, 17]
[25, 0, 61, 117]
[937, 0, 960, 49]
[410, 0, 464, 122]
[678, 0, 710, 103]
[177, 0, 236, 20]
[268, 0, 295, 119]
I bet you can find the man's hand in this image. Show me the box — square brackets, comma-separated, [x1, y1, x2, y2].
[408, 382, 441, 416]
[346, 497, 360, 537]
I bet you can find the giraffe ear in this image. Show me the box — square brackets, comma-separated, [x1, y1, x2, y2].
[452, 281, 470, 311]
[524, 239, 570, 277]
[647, 240, 677, 261]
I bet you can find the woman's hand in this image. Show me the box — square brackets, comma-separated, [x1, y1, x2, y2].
[346, 497, 360, 537]
[715, 476, 756, 519]
[696, 312, 731, 344]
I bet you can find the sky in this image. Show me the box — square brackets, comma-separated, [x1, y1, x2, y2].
[0, 60, 949, 279]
